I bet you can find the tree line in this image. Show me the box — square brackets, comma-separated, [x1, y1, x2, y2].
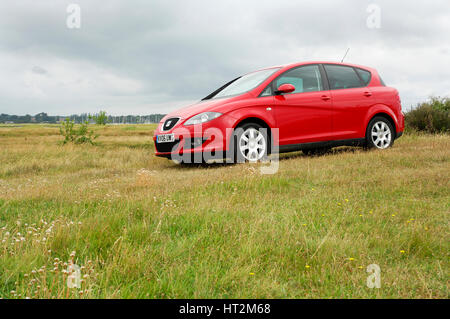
[0, 112, 166, 124]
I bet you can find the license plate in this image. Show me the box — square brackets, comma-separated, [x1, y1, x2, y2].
[157, 134, 175, 143]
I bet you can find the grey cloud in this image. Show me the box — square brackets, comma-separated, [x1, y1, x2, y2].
[32, 66, 47, 74]
[0, 0, 449, 115]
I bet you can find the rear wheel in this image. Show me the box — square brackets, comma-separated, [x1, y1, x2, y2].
[233, 123, 269, 163]
[366, 116, 395, 149]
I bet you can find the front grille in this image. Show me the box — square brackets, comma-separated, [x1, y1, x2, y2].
[155, 139, 180, 153]
[162, 117, 180, 131]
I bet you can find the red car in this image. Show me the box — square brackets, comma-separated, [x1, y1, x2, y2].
[154, 61, 404, 163]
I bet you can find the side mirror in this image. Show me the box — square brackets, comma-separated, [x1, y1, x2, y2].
[275, 83, 295, 94]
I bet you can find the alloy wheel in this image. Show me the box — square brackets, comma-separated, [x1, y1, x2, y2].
[371, 121, 392, 149]
[238, 127, 267, 161]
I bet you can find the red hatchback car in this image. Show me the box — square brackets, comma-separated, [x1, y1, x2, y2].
[154, 61, 404, 163]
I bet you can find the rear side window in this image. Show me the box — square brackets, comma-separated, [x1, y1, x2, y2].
[355, 68, 371, 85]
[324, 64, 363, 90]
[275, 65, 323, 94]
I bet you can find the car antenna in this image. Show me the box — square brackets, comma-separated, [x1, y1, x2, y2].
[340, 48, 350, 62]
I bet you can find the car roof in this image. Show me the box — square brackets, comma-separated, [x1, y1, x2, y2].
[253, 61, 375, 73]
[287, 61, 373, 70]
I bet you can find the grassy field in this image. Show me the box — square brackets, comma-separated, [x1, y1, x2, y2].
[0, 124, 448, 299]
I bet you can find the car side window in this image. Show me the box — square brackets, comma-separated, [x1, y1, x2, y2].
[324, 65, 364, 90]
[260, 85, 273, 97]
[355, 68, 371, 85]
[275, 65, 323, 94]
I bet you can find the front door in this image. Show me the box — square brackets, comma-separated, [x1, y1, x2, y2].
[273, 64, 333, 145]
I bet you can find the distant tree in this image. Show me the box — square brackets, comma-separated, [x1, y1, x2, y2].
[0, 112, 167, 124]
[35, 112, 49, 122]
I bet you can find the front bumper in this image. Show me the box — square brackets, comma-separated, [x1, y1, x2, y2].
[153, 114, 236, 158]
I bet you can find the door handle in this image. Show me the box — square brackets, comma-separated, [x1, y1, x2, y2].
[363, 91, 372, 97]
[321, 95, 331, 101]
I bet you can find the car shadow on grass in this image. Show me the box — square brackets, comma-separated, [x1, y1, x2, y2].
[280, 146, 363, 160]
[163, 147, 366, 170]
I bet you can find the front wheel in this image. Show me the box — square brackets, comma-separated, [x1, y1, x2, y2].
[366, 116, 395, 149]
[233, 123, 269, 163]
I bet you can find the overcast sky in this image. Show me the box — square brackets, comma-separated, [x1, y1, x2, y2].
[0, 0, 449, 115]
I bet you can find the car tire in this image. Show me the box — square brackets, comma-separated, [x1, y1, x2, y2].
[232, 123, 269, 163]
[365, 116, 395, 149]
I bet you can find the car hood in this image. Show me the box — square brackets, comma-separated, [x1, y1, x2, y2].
[161, 94, 249, 121]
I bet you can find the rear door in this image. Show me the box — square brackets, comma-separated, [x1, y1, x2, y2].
[323, 64, 374, 140]
[272, 64, 332, 145]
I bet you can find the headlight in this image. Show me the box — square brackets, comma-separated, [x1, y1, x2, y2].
[184, 112, 222, 125]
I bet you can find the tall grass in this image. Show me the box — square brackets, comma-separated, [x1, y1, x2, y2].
[0, 124, 448, 298]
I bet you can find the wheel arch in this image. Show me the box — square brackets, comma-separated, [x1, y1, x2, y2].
[231, 116, 273, 154]
[366, 112, 397, 138]
[365, 104, 399, 138]
[234, 116, 271, 129]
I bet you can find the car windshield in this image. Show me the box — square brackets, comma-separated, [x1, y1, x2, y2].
[207, 68, 280, 99]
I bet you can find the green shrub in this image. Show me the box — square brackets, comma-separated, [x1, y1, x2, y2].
[90, 111, 109, 125]
[59, 118, 98, 144]
[405, 97, 449, 133]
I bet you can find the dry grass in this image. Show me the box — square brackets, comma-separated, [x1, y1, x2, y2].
[0, 124, 448, 298]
